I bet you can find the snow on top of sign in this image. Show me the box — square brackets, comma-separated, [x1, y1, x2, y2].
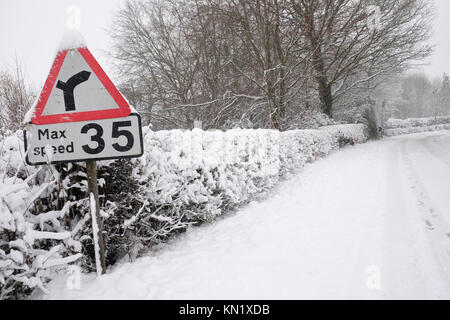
[57, 30, 87, 52]
[22, 30, 88, 124]
[22, 30, 136, 125]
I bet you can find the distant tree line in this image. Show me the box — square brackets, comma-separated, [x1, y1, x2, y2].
[394, 72, 450, 119]
[356, 71, 450, 127]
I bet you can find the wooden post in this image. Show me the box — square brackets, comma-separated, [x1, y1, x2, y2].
[86, 160, 106, 275]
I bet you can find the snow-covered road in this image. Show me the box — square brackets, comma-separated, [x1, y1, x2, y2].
[42, 131, 450, 299]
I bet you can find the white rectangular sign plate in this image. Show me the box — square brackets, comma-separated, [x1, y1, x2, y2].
[24, 113, 143, 165]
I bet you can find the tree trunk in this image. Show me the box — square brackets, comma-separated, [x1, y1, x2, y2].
[308, 29, 333, 117]
[318, 79, 333, 117]
[268, 92, 281, 130]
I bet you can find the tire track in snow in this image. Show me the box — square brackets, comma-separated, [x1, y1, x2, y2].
[399, 139, 450, 291]
[380, 140, 438, 298]
[418, 134, 450, 169]
[403, 136, 450, 239]
[417, 134, 450, 231]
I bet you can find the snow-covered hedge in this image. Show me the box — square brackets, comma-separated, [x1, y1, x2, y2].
[0, 124, 367, 299]
[384, 115, 450, 137]
[279, 125, 367, 176]
[386, 116, 450, 129]
[384, 124, 450, 137]
[123, 124, 367, 244]
[137, 124, 367, 216]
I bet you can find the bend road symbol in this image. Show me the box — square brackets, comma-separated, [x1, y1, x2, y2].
[56, 70, 91, 111]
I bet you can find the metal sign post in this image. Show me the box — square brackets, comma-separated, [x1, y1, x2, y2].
[86, 160, 106, 275]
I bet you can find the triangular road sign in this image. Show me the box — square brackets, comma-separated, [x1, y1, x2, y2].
[31, 47, 130, 125]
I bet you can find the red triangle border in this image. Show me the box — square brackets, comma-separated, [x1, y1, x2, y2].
[31, 47, 131, 125]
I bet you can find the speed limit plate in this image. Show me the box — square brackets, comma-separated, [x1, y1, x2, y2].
[24, 113, 143, 165]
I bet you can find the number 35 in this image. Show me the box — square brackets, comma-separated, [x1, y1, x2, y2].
[81, 121, 134, 154]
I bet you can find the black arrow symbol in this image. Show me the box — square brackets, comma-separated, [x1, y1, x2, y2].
[56, 70, 91, 112]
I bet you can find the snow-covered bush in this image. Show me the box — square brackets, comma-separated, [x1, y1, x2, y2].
[0, 124, 367, 299]
[284, 111, 336, 130]
[118, 124, 368, 257]
[0, 133, 83, 299]
[114, 128, 281, 258]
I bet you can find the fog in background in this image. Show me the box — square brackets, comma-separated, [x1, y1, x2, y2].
[420, 0, 450, 78]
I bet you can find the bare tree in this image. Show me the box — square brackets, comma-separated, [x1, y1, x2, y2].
[208, 0, 311, 129]
[0, 58, 35, 135]
[110, 0, 434, 129]
[111, 0, 312, 130]
[290, 0, 434, 117]
[110, 0, 195, 129]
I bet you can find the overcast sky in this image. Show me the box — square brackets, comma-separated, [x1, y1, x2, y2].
[420, 0, 450, 78]
[0, 0, 449, 87]
[0, 0, 126, 86]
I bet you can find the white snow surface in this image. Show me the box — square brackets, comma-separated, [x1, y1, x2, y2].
[41, 131, 450, 299]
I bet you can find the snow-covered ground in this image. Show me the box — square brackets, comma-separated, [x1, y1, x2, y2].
[40, 131, 450, 299]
